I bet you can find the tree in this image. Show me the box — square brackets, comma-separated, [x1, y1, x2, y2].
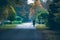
[36, 8, 49, 24]
[48, 0, 60, 29]
[7, 6, 16, 22]
[0, 0, 23, 21]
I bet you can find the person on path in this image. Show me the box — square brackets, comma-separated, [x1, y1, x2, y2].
[33, 20, 35, 27]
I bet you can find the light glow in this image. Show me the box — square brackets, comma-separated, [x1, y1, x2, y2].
[27, 0, 34, 4]
[42, 0, 47, 3]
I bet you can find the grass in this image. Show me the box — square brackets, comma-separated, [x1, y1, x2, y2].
[0, 24, 16, 29]
[36, 24, 48, 29]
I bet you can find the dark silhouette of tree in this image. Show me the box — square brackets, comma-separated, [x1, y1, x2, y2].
[48, 0, 60, 30]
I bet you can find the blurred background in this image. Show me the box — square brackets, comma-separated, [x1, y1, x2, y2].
[0, 0, 60, 40]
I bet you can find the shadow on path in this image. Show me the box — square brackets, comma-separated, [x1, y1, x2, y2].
[0, 29, 45, 40]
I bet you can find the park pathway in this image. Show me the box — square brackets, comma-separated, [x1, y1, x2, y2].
[15, 22, 36, 29]
[0, 22, 45, 40]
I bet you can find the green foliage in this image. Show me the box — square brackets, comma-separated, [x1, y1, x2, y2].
[8, 13, 16, 21]
[7, 6, 16, 21]
[0, 0, 23, 21]
[36, 8, 49, 22]
[47, 0, 60, 29]
[15, 16, 23, 21]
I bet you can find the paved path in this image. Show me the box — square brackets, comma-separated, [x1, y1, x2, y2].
[0, 22, 45, 40]
[15, 22, 36, 29]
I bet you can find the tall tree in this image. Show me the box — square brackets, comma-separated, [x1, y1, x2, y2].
[48, 0, 60, 29]
[0, 0, 23, 21]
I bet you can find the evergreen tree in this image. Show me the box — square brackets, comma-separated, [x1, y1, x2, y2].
[48, 0, 60, 29]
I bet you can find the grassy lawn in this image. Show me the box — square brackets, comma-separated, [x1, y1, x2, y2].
[36, 24, 60, 40]
[36, 24, 48, 29]
[0, 24, 16, 29]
